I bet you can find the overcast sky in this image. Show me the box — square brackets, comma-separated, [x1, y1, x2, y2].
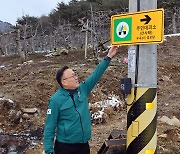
[0, 0, 70, 25]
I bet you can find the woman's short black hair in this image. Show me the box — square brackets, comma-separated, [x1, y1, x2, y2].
[56, 66, 69, 87]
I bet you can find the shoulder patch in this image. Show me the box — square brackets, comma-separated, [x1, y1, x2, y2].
[47, 109, 51, 114]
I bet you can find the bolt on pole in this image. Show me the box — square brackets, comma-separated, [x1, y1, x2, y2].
[127, 0, 158, 154]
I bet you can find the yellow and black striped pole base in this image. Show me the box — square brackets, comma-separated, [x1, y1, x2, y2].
[127, 88, 157, 154]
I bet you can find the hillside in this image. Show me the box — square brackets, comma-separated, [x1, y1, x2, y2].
[0, 20, 12, 33]
[0, 35, 180, 153]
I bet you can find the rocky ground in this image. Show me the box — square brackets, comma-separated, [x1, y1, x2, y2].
[0, 35, 180, 154]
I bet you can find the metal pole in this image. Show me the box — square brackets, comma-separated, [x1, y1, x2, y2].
[127, 0, 157, 154]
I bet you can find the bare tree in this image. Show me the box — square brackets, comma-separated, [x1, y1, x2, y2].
[16, 28, 24, 61]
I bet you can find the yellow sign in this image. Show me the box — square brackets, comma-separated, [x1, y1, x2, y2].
[111, 8, 164, 46]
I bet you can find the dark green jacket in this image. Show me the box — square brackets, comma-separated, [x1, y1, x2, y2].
[44, 57, 111, 153]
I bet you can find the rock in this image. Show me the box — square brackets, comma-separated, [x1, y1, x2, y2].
[21, 60, 34, 65]
[159, 116, 180, 127]
[163, 149, 171, 153]
[16, 111, 22, 117]
[22, 113, 30, 120]
[169, 116, 180, 127]
[21, 108, 38, 114]
[162, 75, 171, 81]
[53, 48, 69, 56]
[9, 109, 16, 116]
[61, 48, 69, 55]
[0, 97, 14, 109]
[159, 116, 170, 123]
[158, 134, 167, 138]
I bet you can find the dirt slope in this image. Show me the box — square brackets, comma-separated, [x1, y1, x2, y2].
[0, 36, 179, 153]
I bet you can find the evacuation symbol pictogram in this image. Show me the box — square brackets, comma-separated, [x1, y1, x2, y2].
[116, 22, 129, 38]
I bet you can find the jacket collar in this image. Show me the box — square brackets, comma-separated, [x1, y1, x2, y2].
[58, 87, 78, 96]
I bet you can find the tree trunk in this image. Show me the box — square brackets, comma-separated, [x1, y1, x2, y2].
[178, 8, 180, 33]
[17, 29, 25, 62]
[0, 47, 5, 55]
[85, 19, 88, 59]
[172, 13, 177, 34]
[4, 45, 8, 55]
[31, 37, 35, 53]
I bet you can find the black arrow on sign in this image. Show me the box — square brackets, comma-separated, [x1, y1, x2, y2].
[140, 15, 151, 24]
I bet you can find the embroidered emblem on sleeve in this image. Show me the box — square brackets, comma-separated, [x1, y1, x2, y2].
[47, 109, 51, 114]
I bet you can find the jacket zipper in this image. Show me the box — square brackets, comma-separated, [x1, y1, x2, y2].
[70, 94, 85, 142]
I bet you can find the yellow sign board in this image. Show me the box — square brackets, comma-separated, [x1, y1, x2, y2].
[111, 8, 164, 46]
